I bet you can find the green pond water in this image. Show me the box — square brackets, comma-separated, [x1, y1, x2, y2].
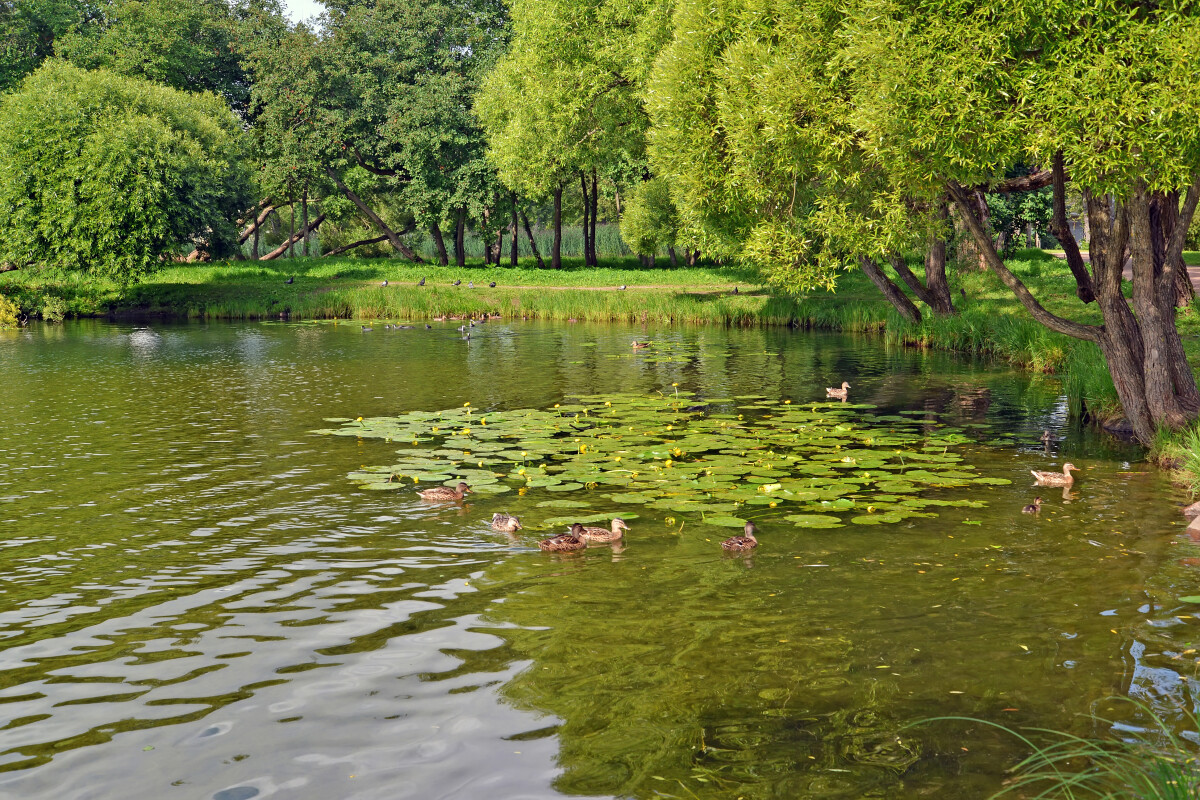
[0, 319, 1197, 799]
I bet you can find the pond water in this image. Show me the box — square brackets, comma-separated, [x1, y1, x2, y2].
[0, 319, 1196, 799]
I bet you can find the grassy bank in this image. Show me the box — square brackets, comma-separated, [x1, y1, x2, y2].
[4, 248, 1200, 488]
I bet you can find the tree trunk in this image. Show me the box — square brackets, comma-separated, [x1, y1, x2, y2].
[288, 198, 296, 259]
[520, 209, 546, 269]
[1048, 151, 1096, 303]
[323, 235, 389, 258]
[455, 211, 466, 267]
[261, 213, 326, 261]
[510, 192, 519, 266]
[301, 187, 309, 257]
[668, 245, 678, 267]
[889, 253, 954, 316]
[252, 222, 260, 260]
[552, 185, 563, 269]
[430, 222, 450, 266]
[589, 169, 599, 266]
[860, 256, 922, 324]
[923, 201, 956, 314]
[580, 173, 591, 266]
[324, 166, 424, 263]
[950, 176, 1200, 443]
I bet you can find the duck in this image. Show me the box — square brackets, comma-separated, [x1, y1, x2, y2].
[826, 381, 851, 399]
[417, 482, 471, 501]
[491, 512, 522, 532]
[539, 523, 587, 552]
[433, 315, 446, 322]
[1022, 497, 1043, 514]
[1031, 463, 1078, 487]
[721, 521, 758, 552]
[1040, 430, 1053, 443]
[576, 518, 629, 543]
[631, 340, 650, 349]
[361, 325, 373, 332]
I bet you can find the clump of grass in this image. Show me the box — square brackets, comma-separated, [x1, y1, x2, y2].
[923, 700, 1200, 799]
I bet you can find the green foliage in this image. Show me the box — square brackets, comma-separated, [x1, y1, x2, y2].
[987, 187, 1053, 255]
[0, 293, 20, 327]
[619, 178, 678, 255]
[0, 0, 85, 91]
[0, 61, 251, 282]
[56, 0, 261, 114]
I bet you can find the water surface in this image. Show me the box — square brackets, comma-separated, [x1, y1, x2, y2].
[0, 319, 1195, 799]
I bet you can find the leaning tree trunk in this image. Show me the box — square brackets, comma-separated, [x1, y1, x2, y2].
[520, 209, 546, 269]
[430, 222, 450, 266]
[1049, 151, 1096, 303]
[860, 256, 922, 324]
[324, 166, 424, 263]
[261, 214, 326, 261]
[552, 185, 563, 269]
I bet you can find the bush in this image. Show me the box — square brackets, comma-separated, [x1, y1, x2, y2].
[40, 295, 68, 323]
[0, 61, 251, 283]
[0, 293, 20, 327]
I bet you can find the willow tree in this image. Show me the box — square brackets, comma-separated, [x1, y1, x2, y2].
[844, 0, 1200, 440]
[646, 0, 954, 321]
[478, 0, 673, 267]
[0, 62, 250, 280]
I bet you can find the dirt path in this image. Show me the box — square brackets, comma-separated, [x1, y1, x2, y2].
[1046, 250, 1200, 293]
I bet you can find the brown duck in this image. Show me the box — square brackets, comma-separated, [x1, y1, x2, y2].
[417, 482, 471, 501]
[826, 381, 851, 400]
[721, 522, 759, 552]
[1031, 463, 1078, 487]
[576, 518, 629, 543]
[538, 523, 587, 552]
[491, 513, 522, 532]
[631, 340, 650, 349]
[1022, 497, 1043, 514]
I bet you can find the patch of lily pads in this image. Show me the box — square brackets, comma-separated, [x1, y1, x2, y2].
[314, 393, 1008, 530]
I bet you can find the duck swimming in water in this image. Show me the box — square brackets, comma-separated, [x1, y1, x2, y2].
[576, 518, 629, 543]
[631, 340, 650, 349]
[417, 482, 471, 501]
[491, 513, 522, 532]
[539, 523, 586, 552]
[1022, 497, 1043, 514]
[826, 381, 850, 400]
[721, 522, 759, 552]
[1031, 463, 1078, 487]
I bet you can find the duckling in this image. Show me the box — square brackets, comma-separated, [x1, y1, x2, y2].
[539, 523, 587, 552]
[576, 518, 629, 543]
[416, 482, 471, 501]
[631, 340, 650, 349]
[491, 512, 522, 532]
[1031, 463, 1079, 487]
[826, 381, 851, 399]
[721, 521, 758, 552]
[361, 325, 373, 332]
[1022, 497, 1043, 514]
[1040, 430, 1053, 443]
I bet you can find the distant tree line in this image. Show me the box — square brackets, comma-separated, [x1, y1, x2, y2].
[2, 0, 1200, 440]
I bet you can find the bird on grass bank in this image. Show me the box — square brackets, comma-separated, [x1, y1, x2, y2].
[418, 277, 425, 286]
[722, 522, 758, 552]
[489, 281, 496, 288]
[468, 281, 474, 288]
[381, 280, 388, 287]
[1032, 463, 1079, 487]
[1022, 497, 1043, 514]
[632, 340, 650, 349]
[732, 287, 739, 295]
[417, 482, 471, 502]
[285, 276, 294, 284]
[826, 381, 851, 399]
[453, 279, 461, 286]
[539, 523, 587, 552]
[491, 513, 522, 532]
[576, 518, 629, 543]
[618, 285, 626, 290]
